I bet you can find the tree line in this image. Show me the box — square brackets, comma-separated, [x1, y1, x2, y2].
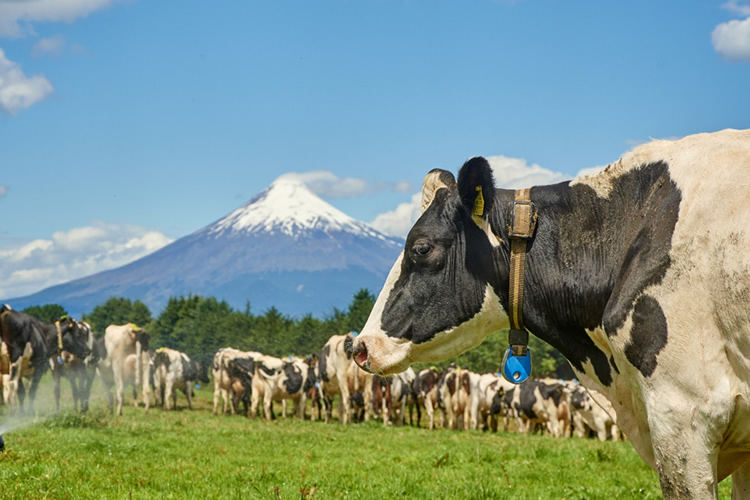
[21, 290, 574, 378]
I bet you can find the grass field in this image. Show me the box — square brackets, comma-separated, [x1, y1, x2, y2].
[0, 381, 734, 499]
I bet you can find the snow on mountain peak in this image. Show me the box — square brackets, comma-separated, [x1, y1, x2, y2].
[207, 177, 387, 239]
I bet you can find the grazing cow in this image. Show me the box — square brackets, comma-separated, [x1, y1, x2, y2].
[350, 129, 750, 498]
[211, 348, 261, 416]
[570, 384, 621, 442]
[411, 367, 444, 430]
[153, 347, 209, 411]
[0, 306, 90, 413]
[104, 323, 151, 416]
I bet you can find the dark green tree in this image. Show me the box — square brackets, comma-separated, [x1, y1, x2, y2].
[83, 297, 152, 336]
[345, 288, 375, 334]
[21, 304, 67, 322]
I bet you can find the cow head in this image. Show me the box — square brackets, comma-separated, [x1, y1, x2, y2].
[196, 360, 210, 384]
[58, 316, 92, 360]
[351, 158, 511, 375]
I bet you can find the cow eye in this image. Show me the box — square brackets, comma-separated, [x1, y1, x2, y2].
[413, 242, 432, 256]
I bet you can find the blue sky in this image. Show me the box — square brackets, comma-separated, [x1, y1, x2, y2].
[1, 0, 749, 299]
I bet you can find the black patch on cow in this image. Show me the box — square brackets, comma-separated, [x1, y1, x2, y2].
[343, 335, 354, 359]
[516, 381, 539, 419]
[538, 381, 563, 406]
[490, 389, 506, 416]
[570, 388, 586, 410]
[283, 363, 303, 395]
[303, 364, 316, 394]
[318, 345, 330, 382]
[181, 355, 197, 382]
[624, 295, 668, 377]
[259, 363, 275, 377]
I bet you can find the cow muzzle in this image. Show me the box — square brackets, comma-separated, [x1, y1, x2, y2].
[350, 335, 412, 376]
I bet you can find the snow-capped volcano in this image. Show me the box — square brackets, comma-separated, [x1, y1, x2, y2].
[4, 178, 405, 317]
[208, 178, 387, 241]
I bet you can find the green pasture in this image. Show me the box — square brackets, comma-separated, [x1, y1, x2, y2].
[0, 380, 733, 499]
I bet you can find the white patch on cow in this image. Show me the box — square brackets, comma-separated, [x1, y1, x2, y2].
[409, 285, 509, 364]
[584, 327, 613, 360]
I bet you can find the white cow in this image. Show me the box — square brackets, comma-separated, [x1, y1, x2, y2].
[103, 323, 151, 416]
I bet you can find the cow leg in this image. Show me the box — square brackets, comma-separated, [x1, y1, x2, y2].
[649, 417, 719, 498]
[164, 379, 173, 411]
[731, 460, 750, 500]
[26, 363, 46, 416]
[186, 385, 193, 411]
[52, 367, 62, 411]
[263, 397, 272, 421]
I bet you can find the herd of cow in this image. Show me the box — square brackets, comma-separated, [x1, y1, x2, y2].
[0, 307, 619, 442]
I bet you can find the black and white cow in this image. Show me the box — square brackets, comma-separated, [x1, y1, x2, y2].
[351, 129, 750, 498]
[152, 347, 209, 411]
[0, 306, 91, 413]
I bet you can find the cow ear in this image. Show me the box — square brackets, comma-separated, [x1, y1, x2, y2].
[421, 169, 456, 212]
[458, 157, 495, 219]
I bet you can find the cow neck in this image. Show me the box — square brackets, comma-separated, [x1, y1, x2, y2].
[506, 188, 538, 356]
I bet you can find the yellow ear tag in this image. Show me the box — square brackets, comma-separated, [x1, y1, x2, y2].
[472, 185, 485, 216]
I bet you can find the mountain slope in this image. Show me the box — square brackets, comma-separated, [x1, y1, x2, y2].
[4, 179, 404, 317]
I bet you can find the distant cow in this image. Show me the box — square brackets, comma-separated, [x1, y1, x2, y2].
[317, 333, 368, 424]
[153, 347, 209, 410]
[570, 384, 621, 442]
[351, 129, 750, 497]
[411, 367, 443, 430]
[212, 348, 261, 416]
[103, 323, 151, 415]
[0, 306, 90, 413]
[500, 379, 566, 437]
[249, 355, 315, 420]
[439, 365, 473, 430]
[470, 373, 516, 432]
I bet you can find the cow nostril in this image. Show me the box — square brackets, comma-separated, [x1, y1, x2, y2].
[354, 342, 368, 367]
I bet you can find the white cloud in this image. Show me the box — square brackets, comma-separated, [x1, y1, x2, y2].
[712, 2, 750, 62]
[370, 192, 423, 238]
[277, 170, 413, 198]
[0, 48, 53, 114]
[0, 0, 115, 37]
[32, 34, 65, 57]
[0, 222, 173, 299]
[370, 156, 572, 237]
[0, 184, 7, 197]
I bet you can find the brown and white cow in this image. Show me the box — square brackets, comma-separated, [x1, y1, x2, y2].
[438, 365, 473, 430]
[211, 347, 261, 416]
[103, 323, 151, 416]
[351, 129, 750, 498]
[411, 367, 444, 430]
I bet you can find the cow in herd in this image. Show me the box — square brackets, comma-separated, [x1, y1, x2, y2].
[350, 129, 750, 498]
